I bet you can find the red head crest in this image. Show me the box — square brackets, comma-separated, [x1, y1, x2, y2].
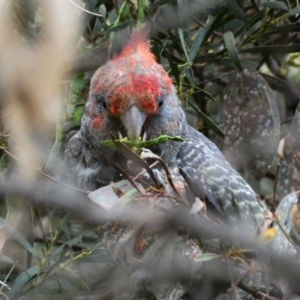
[114, 24, 156, 64]
[90, 24, 172, 117]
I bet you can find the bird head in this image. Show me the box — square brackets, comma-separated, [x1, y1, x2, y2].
[83, 25, 186, 154]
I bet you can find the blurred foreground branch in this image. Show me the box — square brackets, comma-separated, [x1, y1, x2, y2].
[0, 178, 299, 296]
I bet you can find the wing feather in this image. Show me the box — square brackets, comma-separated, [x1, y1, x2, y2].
[177, 126, 264, 229]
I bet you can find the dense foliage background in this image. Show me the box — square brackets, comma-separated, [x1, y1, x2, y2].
[1, 0, 300, 299]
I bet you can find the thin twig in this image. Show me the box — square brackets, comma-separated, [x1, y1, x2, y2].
[190, 15, 223, 37]
[238, 283, 281, 300]
[67, 0, 103, 17]
[132, 161, 160, 181]
[0, 146, 88, 194]
[0, 131, 17, 138]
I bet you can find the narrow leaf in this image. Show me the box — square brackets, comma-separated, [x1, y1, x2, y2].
[189, 16, 214, 62]
[223, 31, 243, 73]
[178, 28, 190, 62]
[106, 21, 131, 34]
[249, 0, 263, 19]
[137, 0, 146, 27]
[50, 235, 82, 258]
[228, 0, 248, 24]
[188, 100, 224, 138]
[259, 22, 300, 37]
[200, 89, 217, 103]
[149, 0, 176, 10]
[194, 253, 220, 262]
[67, 73, 85, 119]
[289, 4, 300, 15]
[260, 1, 288, 11]
[205, 8, 228, 42]
[0, 217, 39, 259]
[166, 51, 180, 84]
[240, 44, 300, 54]
[189, 28, 207, 62]
[194, 56, 255, 68]
[7, 265, 39, 297]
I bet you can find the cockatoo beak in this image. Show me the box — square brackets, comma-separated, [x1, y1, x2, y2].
[120, 105, 147, 142]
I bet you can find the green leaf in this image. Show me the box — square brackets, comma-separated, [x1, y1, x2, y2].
[164, 33, 188, 55]
[194, 252, 220, 262]
[0, 259, 16, 293]
[118, 1, 130, 23]
[151, 36, 162, 64]
[85, 0, 101, 12]
[149, 0, 176, 10]
[81, 0, 102, 38]
[189, 28, 206, 62]
[194, 56, 255, 68]
[74, 105, 84, 124]
[189, 16, 214, 62]
[93, 15, 103, 35]
[289, 4, 300, 15]
[178, 28, 190, 62]
[106, 21, 131, 34]
[228, 0, 248, 24]
[223, 31, 243, 73]
[0, 217, 40, 259]
[260, 1, 288, 11]
[98, 15, 109, 30]
[182, 65, 194, 87]
[52, 229, 66, 245]
[7, 265, 40, 298]
[166, 51, 180, 84]
[205, 8, 228, 43]
[50, 235, 83, 259]
[67, 73, 85, 119]
[239, 7, 263, 33]
[240, 44, 300, 54]
[259, 22, 300, 37]
[137, 0, 146, 27]
[188, 100, 224, 138]
[100, 135, 185, 148]
[249, 0, 263, 19]
[199, 89, 217, 103]
[218, 11, 237, 28]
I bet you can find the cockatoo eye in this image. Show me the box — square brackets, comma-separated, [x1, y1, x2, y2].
[95, 96, 107, 110]
[158, 96, 164, 108]
[102, 101, 107, 110]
